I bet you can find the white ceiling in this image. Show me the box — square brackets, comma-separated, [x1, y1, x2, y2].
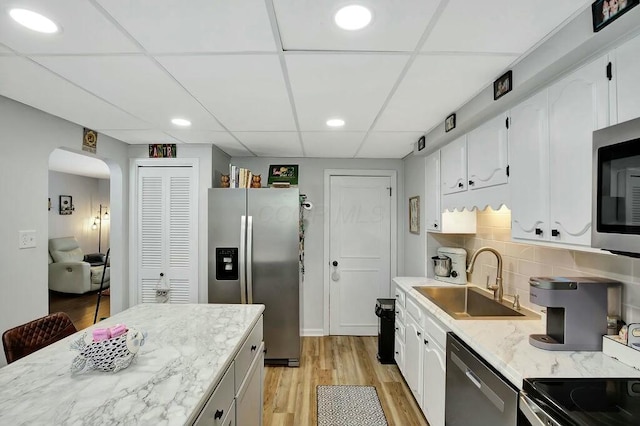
[0, 0, 590, 159]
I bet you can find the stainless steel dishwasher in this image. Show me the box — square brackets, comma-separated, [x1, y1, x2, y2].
[445, 333, 519, 426]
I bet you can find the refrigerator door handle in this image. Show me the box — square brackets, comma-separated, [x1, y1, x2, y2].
[247, 215, 253, 304]
[239, 215, 247, 304]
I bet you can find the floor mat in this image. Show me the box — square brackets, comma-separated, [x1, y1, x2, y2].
[317, 385, 388, 426]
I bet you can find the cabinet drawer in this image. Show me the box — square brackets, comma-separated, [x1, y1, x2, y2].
[194, 361, 235, 426]
[236, 342, 264, 426]
[395, 304, 405, 325]
[235, 316, 263, 394]
[395, 321, 405, 342]
[406, 296, 423, 322]
[424, 313, 448, 350]
[394, 286, 406, 309]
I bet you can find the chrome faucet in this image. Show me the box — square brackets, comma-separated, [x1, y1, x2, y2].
[466, 247, 503, 302]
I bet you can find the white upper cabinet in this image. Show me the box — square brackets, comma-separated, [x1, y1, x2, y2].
[425, 151, 441, 231]
[467, 112, 509, 190]
[509, 90, 550, 241]
[440, 136, 467, 195]
[613, 33, 640, 124]
[548, 54, 609, 246]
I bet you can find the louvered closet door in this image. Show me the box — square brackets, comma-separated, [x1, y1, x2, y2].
[138, 166, 197, 303]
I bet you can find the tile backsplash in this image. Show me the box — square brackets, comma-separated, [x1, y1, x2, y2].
[432, 206, 640, 323]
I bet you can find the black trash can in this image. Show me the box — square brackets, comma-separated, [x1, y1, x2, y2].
[375, 298, 396, 364]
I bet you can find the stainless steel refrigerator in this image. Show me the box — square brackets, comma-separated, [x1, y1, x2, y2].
[208, 188, 300, 366]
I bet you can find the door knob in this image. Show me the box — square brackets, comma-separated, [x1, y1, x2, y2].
[332, 260, 338, 267]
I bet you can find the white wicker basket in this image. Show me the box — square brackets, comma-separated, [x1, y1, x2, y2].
[70, 328, 145, 374]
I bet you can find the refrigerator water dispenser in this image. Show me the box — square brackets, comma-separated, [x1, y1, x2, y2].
[216, 247, 238, 280]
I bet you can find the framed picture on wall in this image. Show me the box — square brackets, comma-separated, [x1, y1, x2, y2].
[59, 195, 73, 215]
[493, 70, 513, 100]
[592, 0, 638, 32]
[409, 196, 420, 235]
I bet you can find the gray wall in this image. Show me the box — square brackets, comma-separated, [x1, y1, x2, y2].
[48, 171, 110, 254]
[212, 145, 231, 188]
[0, 95, 130, 366]
[230, 157, 405, 334]
[403, 154, 427, 276]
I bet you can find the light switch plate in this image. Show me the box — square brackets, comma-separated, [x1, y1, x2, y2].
[19, 230, 36, 249]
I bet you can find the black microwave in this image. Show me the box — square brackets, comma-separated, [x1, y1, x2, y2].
[592, 116, 640, 257]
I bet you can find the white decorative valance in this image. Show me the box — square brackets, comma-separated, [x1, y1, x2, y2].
[442, 183, 510, 213]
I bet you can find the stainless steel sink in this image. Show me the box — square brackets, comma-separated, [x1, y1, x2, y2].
[413, 286, 540, 320]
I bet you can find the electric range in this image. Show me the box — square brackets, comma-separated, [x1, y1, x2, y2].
[520, 378, 640, 426]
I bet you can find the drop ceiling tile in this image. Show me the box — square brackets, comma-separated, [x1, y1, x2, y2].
[273, 0, 440, 51]
[158, 55, 296, 131]
[165, 129, 252, 157]
[33, 55, 225, 130]
[0, 0, 139, 54]
[286, 53, 408, 131]
[96, 0, 276, 53]
[98, 129, 180, 144]
[375, 54, 517, 132]
[422, 0, 590, 53]
[357, 132, 423, 158]
[302, 132, 366, 158]
[0, 56, 148, 129]
[234, 132, 302, 157]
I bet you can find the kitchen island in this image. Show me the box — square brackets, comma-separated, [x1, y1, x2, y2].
[0, 303, 264, 425]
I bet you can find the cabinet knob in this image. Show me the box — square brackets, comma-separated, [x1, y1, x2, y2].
[395, 351, 399, 355]
[214, 409, 224, 420]
[468, 180, 475, 186]
[159, 272, 164, 277]
[424, 339, 428, 345]
[395, 327, 399, 330]
[417, 331, 421, 337]
[551, 229, 560, 237]
[458, 182, 464, 188]
[251, 345, 257, 351]
[535, 228, 543, 236]
[434, 223, 438, 228]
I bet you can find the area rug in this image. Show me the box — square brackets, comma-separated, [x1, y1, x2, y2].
[317, 385, 388, 426]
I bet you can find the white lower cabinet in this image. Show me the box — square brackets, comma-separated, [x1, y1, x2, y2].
[422, 335, 446, 426]
[398, 293, 449, 426]
[394, 284, 407, 373]
[194, 317, 263, 426]
[405, 312, 424, 405]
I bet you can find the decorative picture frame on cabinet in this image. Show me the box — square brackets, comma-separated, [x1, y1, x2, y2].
[591, 0, 638, 32]
[417, 135, 426, 151]
[59, 195, 73, 215]
[493, 70, 513, 100]
[409, 196, 420, 235]
[445, 113, 456, 132]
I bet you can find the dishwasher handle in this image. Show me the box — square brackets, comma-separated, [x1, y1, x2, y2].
[450, 350, 505, 413]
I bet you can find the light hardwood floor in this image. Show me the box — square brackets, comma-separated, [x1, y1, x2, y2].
[264, 336, 427, 426]
[49, 290, 110, 330]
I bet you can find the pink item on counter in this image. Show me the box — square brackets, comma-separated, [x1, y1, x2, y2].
[92, 328, 110, 342]
[109, 324, 127, 338]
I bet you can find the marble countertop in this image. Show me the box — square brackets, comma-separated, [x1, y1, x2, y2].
[393, 277, 640, 388]
[0, 303, 264, 425]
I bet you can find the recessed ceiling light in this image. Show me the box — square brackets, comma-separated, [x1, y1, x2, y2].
[171, 118, 191, 127]
[334, 5, 372, 31]
[9, 9, 59, 34]
[326, 118, 345, 127]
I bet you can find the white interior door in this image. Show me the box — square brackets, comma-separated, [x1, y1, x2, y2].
[329, 175, 391, 335]
[138, 166, 198, 303]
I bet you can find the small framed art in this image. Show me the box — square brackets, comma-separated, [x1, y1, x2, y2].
[409, 196, 420, 235]
[493, 70, 513, 100]
[592, 0, 638, 32]
[418, 136, 426, 151]
[445, 113, 456, 132]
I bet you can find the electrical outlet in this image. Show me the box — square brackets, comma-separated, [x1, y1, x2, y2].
[19, 230, 36, 249]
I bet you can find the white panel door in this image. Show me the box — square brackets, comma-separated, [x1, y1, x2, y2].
[138, 166, 197, 303]
[614, 33, 640, 124]
[467, 112, 509, 190]
[509, 90, 550, 241]
[440, 136, 467, 195]
[548, 55, 609, 246]
[425, 151, 441, 232]
[329, 175, 391, 335]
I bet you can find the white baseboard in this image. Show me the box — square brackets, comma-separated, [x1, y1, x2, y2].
[301, 328, 325, 337]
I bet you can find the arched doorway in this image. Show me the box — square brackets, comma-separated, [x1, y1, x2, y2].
[47, 149, 113, 329]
